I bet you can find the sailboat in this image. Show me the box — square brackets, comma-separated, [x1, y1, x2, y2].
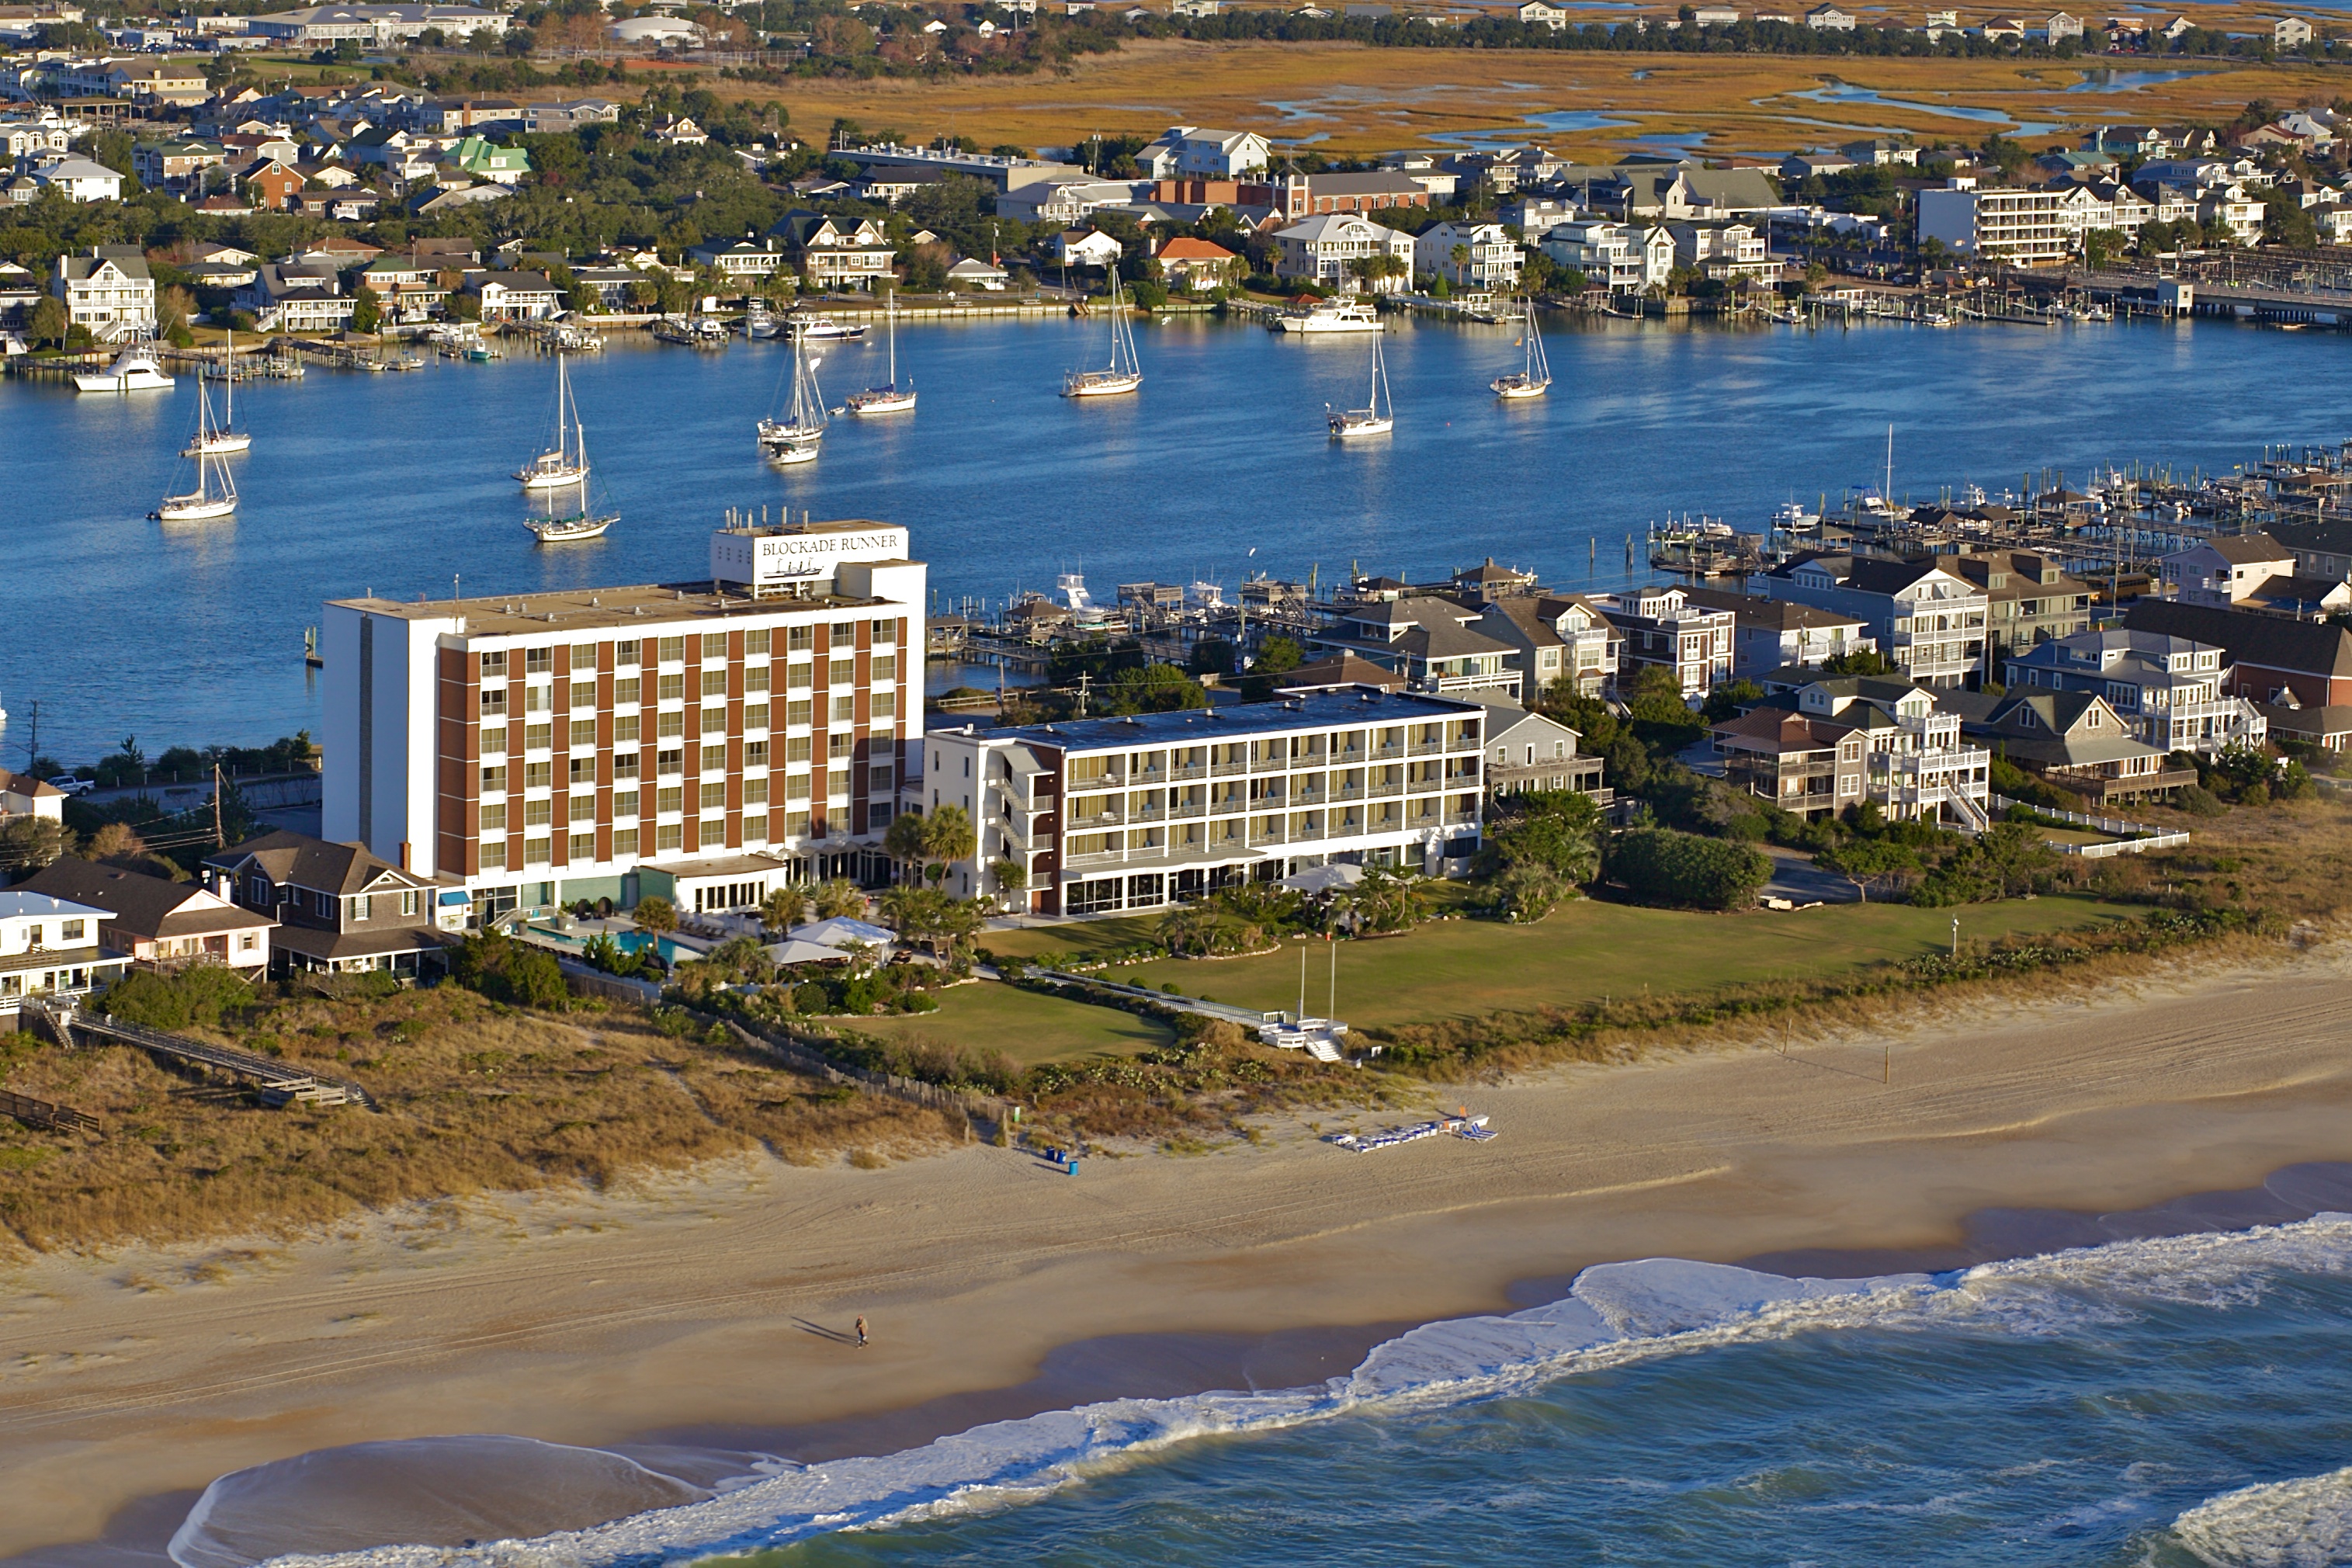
[525, 470, 616, 543]
[515, 353, 589, 489]
[184, 329, 252, 455]
[1327, 335, 1393, 439]
[1490, 296, 1550, 400]
[845, 293, 914, 415]
[154, 378, 238, 520]
[1062, 272, 1143, 397]
[757, 324, 826, 464]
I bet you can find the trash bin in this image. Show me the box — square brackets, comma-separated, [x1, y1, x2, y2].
[1066, 1159, 1079, 1175]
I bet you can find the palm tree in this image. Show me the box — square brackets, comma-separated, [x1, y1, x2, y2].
[760, 884, 807, 935]
[632, 894, 678, 934]
[883, 810, 928, 885]
[920, 803, 977, 888]
[812, 877, 867, 920]
[1448, 242, 1470, 286]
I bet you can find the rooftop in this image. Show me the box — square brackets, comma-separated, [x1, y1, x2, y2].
[972, 689, 1484, 751]
[331, 581, 900, 637]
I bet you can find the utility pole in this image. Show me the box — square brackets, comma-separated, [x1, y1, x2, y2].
[18, 699, 37, 775]
[212, 761, 224, 849]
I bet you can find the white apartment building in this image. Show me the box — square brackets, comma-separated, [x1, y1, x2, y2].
[1413, 220, 1522, 290]
[1667, 219, 1780, 283]
[1756, 554, 1987, 687]
[0, 890, 121, 1022]
[321, 519, 925, 924]
[1269, 213, 1417, 293]
[1917, 184, 2073, 265]
[926, 689, 1492, 917]
[52, 246, 154, 338]
[1542, 219, 1674, 291]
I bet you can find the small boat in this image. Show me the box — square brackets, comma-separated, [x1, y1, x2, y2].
[786, 310, 867, 342]
[844, 294, 914, 415]
[515, 352, 589, 490]
[1490, 295, 1550, 400]
[1327, 335, 1393, 439]
[154, 378, 238, 520]
[183, 329, 251, 455]
[75, 344, 175, 394]
[757, 327, 827, 464]
[1269, 298, 1383, 334]
[1063, 272, 1143, 397]
[526, 492, 616, 543]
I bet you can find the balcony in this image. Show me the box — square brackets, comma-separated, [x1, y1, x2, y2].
[1371, 744, 1405, 762]
[1171, 800, 1207, 819]
[1211, 759, 1248, 777]
[1170, 762, 1208, 781]
[1248, 824, 1288, 846]
[1333, 784, 1365, 802]
[1408, 740, 1445, 757]
[1369, 779, 1405, 798]
[1065, 807, 1124, 829]
[1063, 848, 1125, 869]
[1129, 805, 1167, 824]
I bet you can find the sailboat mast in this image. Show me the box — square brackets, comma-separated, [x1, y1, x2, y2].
[887, 294, 897, 384]
[223, 328, 233, 428]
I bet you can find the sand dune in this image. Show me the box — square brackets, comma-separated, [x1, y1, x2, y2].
[5, 944, 2351, 1558]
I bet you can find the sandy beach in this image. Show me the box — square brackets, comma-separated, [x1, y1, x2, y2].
[8, 942, 2352, 1562]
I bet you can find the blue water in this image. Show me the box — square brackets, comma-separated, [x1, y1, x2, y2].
[7, 313, 2352, 762]
[165, 1215, 2352, 1568]
[1785, 83, 2063, 136]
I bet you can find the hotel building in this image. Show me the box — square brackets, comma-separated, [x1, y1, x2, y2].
[321, 519, 924, 921]
[925, 689, 1492, 917]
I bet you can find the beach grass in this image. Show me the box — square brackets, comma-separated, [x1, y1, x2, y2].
[843, 980, 1178, 1067]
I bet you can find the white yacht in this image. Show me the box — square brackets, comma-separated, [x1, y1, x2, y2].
[758, 327, 827, 464]
[515, 353, 590, 489]
[1490, 296, 1550, 400]
[1271, 298, 1384, 334]
[845, 294, 914, 415]
[75, 344, 175, 394]
[183, 330, 252, 455]
[1063, 273, 1143, 397]
[786, 310, 867, 342]
[1327, 336, 1394, 439]
[154, 379, 238, 520]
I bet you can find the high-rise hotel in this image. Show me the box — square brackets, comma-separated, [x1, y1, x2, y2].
[321, 519, 924, 921]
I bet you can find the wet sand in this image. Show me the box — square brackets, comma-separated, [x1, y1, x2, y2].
[7, 943, 2352, 1562]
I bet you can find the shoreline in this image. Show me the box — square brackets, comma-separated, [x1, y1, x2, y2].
[8, 944, 2352, 1562]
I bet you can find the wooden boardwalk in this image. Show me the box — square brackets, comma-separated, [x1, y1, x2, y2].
[26, 1001, 374, 1109]
[0, 1086, 100, 1134]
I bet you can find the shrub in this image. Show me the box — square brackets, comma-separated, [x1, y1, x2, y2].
[1608, 827, 1770, 911]
[97, 966, 255, 1031]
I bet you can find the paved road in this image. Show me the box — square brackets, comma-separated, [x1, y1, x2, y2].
[1762, 847, 1860, 906]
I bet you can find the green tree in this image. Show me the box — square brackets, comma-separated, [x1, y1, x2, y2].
[883, 809, 929, 883]
[0, 816, 75, 872]
[813, 877, 867, 919]
[633, 894, 678, 933]
[920, 803, 976, 887]
[28, 295, 68, 349]
[1701, 679, 1764, 723]
[349, 283, 383, 333]
[1820, 647, 1893, 676]
[1816, 838, 1918, 903]
[1608, 827, 1770, 910]
[760, 884, 807, 933]
[988, 855, 1028, 908]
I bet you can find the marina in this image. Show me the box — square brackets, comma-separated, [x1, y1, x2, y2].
[11, 310, 2352, 760]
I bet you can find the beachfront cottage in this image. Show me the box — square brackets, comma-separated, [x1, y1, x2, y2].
[2020, 626, 2271, 753]
[1941, 690, 2188, 806]
[17, 859, 276, 977]
[202, 831, 451, 979]
[1473, 697, 1608, 801]
[1678, 588, 1877, 679]
[1413, 221, 1521, 290]
[0, 891, 123, 1026]
[769, 211, 896, 290]
[1593, 586, 1736, 698]
[1724, 676, 1993, 826]
[1268, 213, 1416, 293]
[467, 270, 560, 321]
[51, 245, 154, 340]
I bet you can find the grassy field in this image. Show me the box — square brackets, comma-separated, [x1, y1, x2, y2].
[731, 41, 2331, 161]
[844, 980, 1177, 1067]
[988, 893, 2142, 1031]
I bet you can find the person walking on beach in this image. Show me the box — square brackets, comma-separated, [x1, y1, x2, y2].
[855, 1316, 868, 1348]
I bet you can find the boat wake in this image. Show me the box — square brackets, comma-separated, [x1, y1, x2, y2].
[172, 1216, 2352, 1568]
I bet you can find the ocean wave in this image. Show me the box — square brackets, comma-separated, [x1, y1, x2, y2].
[2169, 1465, 2352, 1568]
[198, 1214, 2352, 1568]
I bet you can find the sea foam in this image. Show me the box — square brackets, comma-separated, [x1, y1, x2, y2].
[2169, 1466, 2352, 1568]
[180, 1214, 2352, 1568]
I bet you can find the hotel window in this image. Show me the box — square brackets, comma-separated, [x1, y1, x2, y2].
[525, 648, 553, 674]
[657, 786, 683, 814]
[827, 658, 854, 686]
[747, 740, 769, 768]
[615, 753, 640, 780]
[481, 688, 508, 717]
[702, 633, 727, 661]
[656, 823, 684, 852]
[787, 626, 814, 652]
[480, 802, 507, 832]
[745, 702, 770, 730]
[701, 669, 727, 698]
[614, 789, 640, 819]
[701, 743, 727, 772]
[870, 655, 896, 682]
[572, 644, 597, 671]
[870, 765, 893, 791]
[481, 764, 508, 793]
[831, 622, 858, 647]
[872, 619, 896, 644]
[480, 650, 507, 677]
[746, 628, 771, 655]
[615, 677, 640, 706]
[786, 736, 813, 764]
[526, 723, 553, 752]
[871, 692, 896, 720]
[613, 827, 639, 855]
[569, 832, 596, 862]
[658, 637, 685, 664]
[570, 680, 596, 708]
[787, 699, 813, 727]
[785, 810, 810, 837]
[744, 776, 768, 806]
[657, 673, 684, 702]
[831, 695, 855, 723]
[827, 768, 851, 799]
[743, 818, 768, 845]
[481, 727, 507, 756]
[524, 761, 553, 790]
[524, 685, 550, 713]
[786, 664, 812, 689]
[524, 798, 553, 827]
[829, 732, 855, 759]
[568, 757, 595, 786]
[700, 780, 727, 810]
[616, 640, 639, 667]
[702, 708, 727, 735]
[524, 838, 551, 865]
[481, 840, 506, 869]
[657, 748, 682, 775]
[657, 711, 685, 740]
[785, 773, 810, 800]
[745, 665, 770, 692]
[615, 714, 640, 744]
[570, 719, 596, 748]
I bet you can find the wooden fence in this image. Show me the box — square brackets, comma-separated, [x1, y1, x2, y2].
[0, 1086, 99, 1134]
[699, 1012, 1007, 1125]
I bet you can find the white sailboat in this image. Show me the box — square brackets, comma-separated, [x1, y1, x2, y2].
[1490, 296, 1550, 400]
[525, 470, 616, 543]
[757, 326, 827, 464]
[184, 329, 252, 455]
[515, 353, 589, 489]
[1063, 272, 1143, 397]
[1327, 335, 1394, 439]
[845, 293, 914, 415]
[154, 378, 238, 520]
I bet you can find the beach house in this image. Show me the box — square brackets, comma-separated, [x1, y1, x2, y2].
[0, 890, 122, 1025]
[2005, 627, 2267, 755]
[1754, 553, 1987, 687]
[18, 859, 276, 977]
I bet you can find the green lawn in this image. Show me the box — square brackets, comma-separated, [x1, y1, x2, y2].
[852, 979, 1176, 1067]
[1004, 895, 2142, 1032]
